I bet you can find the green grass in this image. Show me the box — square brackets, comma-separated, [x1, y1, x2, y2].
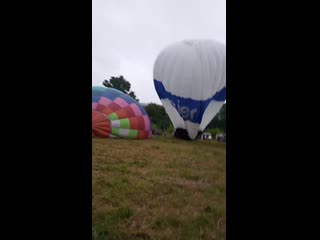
[93, 135, 226, 240]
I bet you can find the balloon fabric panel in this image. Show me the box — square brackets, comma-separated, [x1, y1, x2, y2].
[92, 87, 152, 139]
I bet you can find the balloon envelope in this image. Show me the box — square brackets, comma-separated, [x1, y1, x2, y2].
[92, 87, 152, 139]
[153, 39, 226, 140]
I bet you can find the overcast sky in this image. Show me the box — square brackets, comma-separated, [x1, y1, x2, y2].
[92, 0, 226, 104]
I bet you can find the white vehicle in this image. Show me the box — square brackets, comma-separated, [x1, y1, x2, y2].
[200, 132, 212, 140]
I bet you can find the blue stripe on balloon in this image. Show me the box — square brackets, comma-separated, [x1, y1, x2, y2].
[92, 86, 148, 116]
[154, 79, 226, 124]
[92, 87, 131, 102]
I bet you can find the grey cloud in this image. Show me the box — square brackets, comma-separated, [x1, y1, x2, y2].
[93, 0, 226, 104]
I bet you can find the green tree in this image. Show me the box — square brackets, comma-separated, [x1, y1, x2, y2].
[207, 104, 226, 132]
[103, 75, 139, 102]
[144, 103, 172, 131]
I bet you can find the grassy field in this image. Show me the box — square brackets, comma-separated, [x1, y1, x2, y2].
[92, 136, 226, 240]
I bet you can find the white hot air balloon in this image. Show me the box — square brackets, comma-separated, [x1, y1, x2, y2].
[153, 39, 226, 140]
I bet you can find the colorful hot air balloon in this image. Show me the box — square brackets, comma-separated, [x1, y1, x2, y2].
[153, 39, 226, 140]
[92, 87, 152, 139]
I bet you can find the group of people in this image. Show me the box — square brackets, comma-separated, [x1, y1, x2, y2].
[216, 133, 226, 142]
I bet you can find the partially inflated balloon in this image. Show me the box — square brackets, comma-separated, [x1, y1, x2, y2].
[92, 87, 152, 139]
[153, 39, 226, 140]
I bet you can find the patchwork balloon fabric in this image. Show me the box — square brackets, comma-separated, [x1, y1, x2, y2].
[92, 87, 152, 139]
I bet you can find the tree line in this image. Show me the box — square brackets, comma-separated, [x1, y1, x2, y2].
[101, 75, 226, 136]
